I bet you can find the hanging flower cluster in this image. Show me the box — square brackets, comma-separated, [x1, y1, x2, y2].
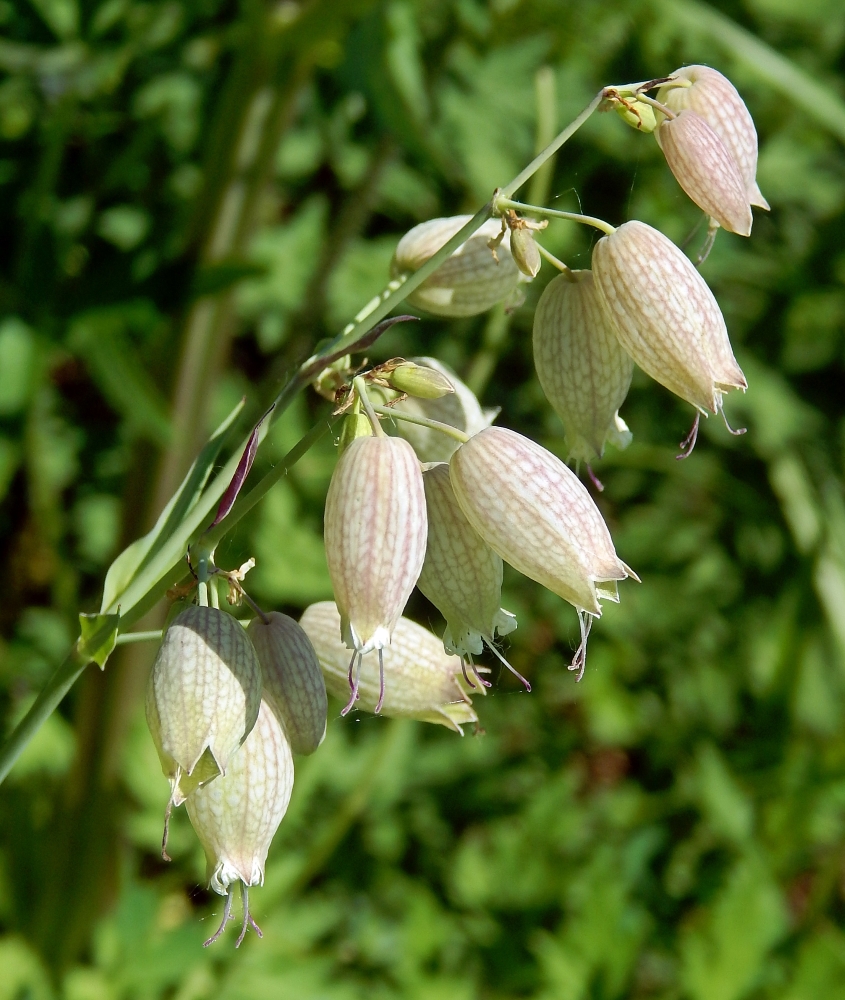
[137, 63, 766, 948]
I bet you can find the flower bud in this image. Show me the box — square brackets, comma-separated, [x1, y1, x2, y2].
[655, 110, 752, 236]
[146, 606, 262, 805]
[390, 357, 496, 463]
[324, 435, 427, 653]
[449, 427, 635, 616]
[300, 601, 481, 733]
[658, 66, 769, 210]
[533, 270, 633, 462]
[186, 698, 294, 897]
[615, 96, 657, 132]
[247, 612, 327, 755]
[391, 216, 528, 317]
[385, 361, 455, 399]
[591, 221, 746, 414]
[417, 462, 516, 657]
[509, 227, 542, 278]
[337, 411, 372, 456]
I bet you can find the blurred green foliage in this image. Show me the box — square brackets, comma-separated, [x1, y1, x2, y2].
[1, 0, 845, 997]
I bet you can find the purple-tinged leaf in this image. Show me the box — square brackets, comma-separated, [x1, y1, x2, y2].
[210, 404, 275, 529]
[300, 316, 419, 382]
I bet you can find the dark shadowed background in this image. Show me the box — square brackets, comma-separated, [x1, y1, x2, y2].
[1, 0, 845, 997]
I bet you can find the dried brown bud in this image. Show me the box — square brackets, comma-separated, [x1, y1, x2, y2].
[533, 269, 633, 462]
[301, 601, 481, 733]
[449, 426, 635, 616]
[324, 435, 427, 653]
[658, 66, 769, 211]
[655, 110, 752, 236]
[591, 221, 746, 414]
[247, 612, 327, 755]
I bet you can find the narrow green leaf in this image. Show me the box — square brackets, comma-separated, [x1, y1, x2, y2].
[100, 397, 245, 612]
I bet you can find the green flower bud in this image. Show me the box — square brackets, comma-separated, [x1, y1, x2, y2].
[658, 65, 768, 211]
[417, 462, 516, 658]
[337, 411, 372, 456]
[247, 612, 327, 755]
[146, 606, 262, 806]
[385, 362, 455, 399]
[615, 96, 657, 132]
[655, 110, 752, 236]
[533, 269, 633, 462]
[300, 601, 481, 733]
[324, 436, 427, 654]
[509, 227, 542, 278]
[391, 357, 496, 463]
[449, 427, 636, 617]
[391, 216, 530, 317]
[591, 221, 746, 414]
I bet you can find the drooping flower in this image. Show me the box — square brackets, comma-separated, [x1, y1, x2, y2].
[300, 601, 482, 733]
[657, 65, 769, 211]
[247, 612, 327, 755]
[417, 461, 516, 658]
[186, 698, 294, 947]
[323, 435, 427, 655]
[146, 605, 262, 808]
[533, 269, 633, 462]
[591, 220, 747, 414]
[391, 216, 529, 317]
[389, 357, 496, 463]
[449, 426, 636, 618]
[655, 109, 753, 236]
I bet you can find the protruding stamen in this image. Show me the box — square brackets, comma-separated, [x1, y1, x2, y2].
[341, 653, 362, 717]
[375, 648, 385, 714]
[203, 885, 235, 948]
[461, 657, 477, 690]
[676, 412, 700, 460]
[235, 884, 263, 948]
[568, 610, 593, 682]
[487, 641, 531, 692]
[161, 790, 175, 862]
[467, 652, 492, 688]
[695, 219, 719, 268]
[719, 403, 747, 437]
[586, 465, 605, 492]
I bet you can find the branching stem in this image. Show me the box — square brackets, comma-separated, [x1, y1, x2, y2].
[369, 403, 470, 443]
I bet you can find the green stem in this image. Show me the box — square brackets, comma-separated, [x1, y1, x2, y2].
[370, 403, 469, 444]
[536, 243, 573, 274]
[353, 376, 386, 438]
[496, 197, 616, 236]
[501, 89, 604, 198]
[114, 631, 164, 645]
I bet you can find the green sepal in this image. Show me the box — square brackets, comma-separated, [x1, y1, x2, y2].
[78, 613, 121, 670]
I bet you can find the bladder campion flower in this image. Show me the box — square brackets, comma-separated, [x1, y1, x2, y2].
[391, 216, 529, 317]
[655, 109, 753, 236]
[301, 601, 482, 733]
[658, 65, 769, 211]
[186, 698, 294, 948]
[417, 461, 517, 658]
[323, 435, 427, 659]
[533, 269, 633, 463]
[146, 606, 262, 808]
[591, 220, 747, 415]
[449, 427, 635, 617]
[247, 612, 327, 755]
